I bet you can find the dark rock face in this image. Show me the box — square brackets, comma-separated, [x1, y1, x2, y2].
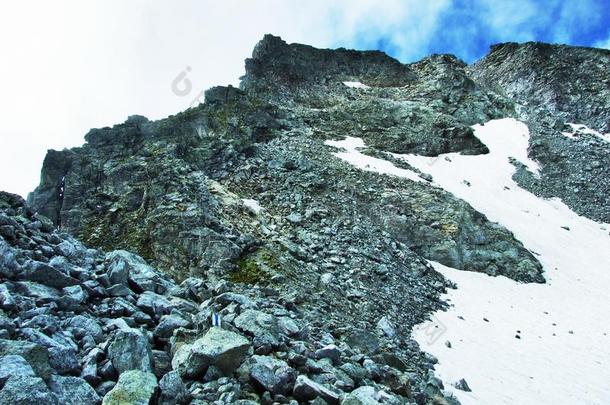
[242, 34, 416, 93]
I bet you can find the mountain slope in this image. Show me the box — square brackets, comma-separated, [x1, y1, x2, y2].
[15, 35, 610, 404]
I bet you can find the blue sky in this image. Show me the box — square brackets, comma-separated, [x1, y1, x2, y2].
[1, 0, 609, 197]
[326, 0, 610, 63]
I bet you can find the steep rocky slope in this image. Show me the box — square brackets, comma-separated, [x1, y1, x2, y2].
[8, 35, 608, 404]
[0, 191, 451, 404]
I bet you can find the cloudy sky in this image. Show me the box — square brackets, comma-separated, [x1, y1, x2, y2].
[1, 0, 609, 197]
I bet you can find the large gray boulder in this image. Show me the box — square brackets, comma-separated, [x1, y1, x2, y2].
[0, 375, 58, 404]
[48, 375, 100, 405]
[107, 329, 153, 373]
[249, 355, 296, 395]
[158, 370, 189, 405]
[21, 260, 79, 289]
[173, 327, 250, 378]
[0, 339, 53, 380]
[234, 309, 280, 348]
[102, 369, 158, 405]
[105, 250, 172, 293]
[293, 375, 340, 404]
[0, 355, 36, 387]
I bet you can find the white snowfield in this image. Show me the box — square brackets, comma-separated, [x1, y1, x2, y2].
[342, 81, 371, 89]
[241, 198, 263, 215]
[327, 118, 610, 404]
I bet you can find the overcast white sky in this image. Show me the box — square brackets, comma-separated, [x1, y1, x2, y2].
[1, 0, 608, 197]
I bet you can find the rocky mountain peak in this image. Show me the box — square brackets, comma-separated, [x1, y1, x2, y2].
[241, 34, 415, 95]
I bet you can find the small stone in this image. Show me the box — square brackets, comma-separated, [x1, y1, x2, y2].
[320, 273, 334, 285]
[454, 378, 471, 392]
[376, 316, 396, 339]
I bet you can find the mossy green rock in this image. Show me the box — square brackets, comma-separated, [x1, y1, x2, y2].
[102, 370, 158, 405]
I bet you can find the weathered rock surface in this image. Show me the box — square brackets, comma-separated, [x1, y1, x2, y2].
[174, 327, 250, 378]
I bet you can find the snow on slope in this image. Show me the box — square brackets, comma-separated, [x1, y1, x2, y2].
[325, 137, 423, 183]
[327, 118, 610, 404]
[562, 123, 610, 143]
[342, 81, 371, 89]
[401, 119, 610, 404]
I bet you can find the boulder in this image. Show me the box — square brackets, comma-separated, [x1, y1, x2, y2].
[0, 283, 16, 311]
[21, 260, 79, 289]
[0, 355, 36, 387]
[158, 370, 189, 405]
[62, 285, 89, 304]
[292, 375, 340, 404]
[102, 369, 158, 405]
[136, 291, 173, 318]
[65, 315, 104, 343]
[0, 339, 53, 380]
[249, 355, 296, 395]
[376, 316, 396, 338]
[0, 375, 58, 404]
[48, 375, 100, 405]
[154, 314, 190, 339]
[105, 250, 172, 293]
[173, 327, 250, 378]
[234, 309, 279, 348]
[315, 344, 342, 364]
[107, 329, 153, 373]
[0, 245, 19, 279]
[277, 317, 300, 337]
[152, 350, 172, 379]
[341, 386, 398, 405]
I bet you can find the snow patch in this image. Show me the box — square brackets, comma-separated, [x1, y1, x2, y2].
[342, 81, 370, 89]
[242, 198, 263, 215]
[396, 118, 610, 404]
[564, 123, 610, 143]
[325, 137, 422, 183]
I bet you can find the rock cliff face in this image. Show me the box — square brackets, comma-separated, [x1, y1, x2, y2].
[6, 34, 607, 404]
